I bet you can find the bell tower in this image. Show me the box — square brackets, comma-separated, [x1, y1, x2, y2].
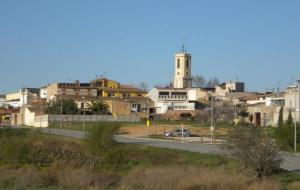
[173, 45, 192, 88]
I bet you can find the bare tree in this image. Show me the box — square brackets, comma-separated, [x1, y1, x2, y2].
[222, 127, 282, 180]
[192, 75, 206, 88]
[206, 77, 220, 88]
[137, 82, 149, 91]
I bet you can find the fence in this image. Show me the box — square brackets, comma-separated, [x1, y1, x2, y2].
[48, 114, 141, 122]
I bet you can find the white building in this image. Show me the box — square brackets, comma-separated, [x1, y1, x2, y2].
[0, 95, 6, 107]
[20, 88, 40, 106]
[173, 47, 192, 89]
[284, 86, 299, 122]
[40, 86, 48, 99]
[215, 81, 245, 97]
[147, 88, 195, 114]
[5, 92, 21, 108]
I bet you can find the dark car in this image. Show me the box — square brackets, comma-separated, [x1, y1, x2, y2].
[164, 129, 192, 137]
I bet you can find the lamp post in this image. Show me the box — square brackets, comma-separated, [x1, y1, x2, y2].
[82, 97, 86, 131]
[234, 97, 237, 127]
[210, 95, 214, 144]
[146, 97, 149, 138]
[60, 97, 62, 128]
[295, 75, 300, 152]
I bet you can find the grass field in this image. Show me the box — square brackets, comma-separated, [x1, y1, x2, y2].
[1, 125, 300, 190]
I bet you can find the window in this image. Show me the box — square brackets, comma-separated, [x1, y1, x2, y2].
[177, 72, 180, 75]
[186, 59, 189, 68]
[177, 58, 180, 69]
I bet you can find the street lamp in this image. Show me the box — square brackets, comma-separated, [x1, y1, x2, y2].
[60, 97, 62, 128]
[295, 75, 300, 152]
[82, 97, 86, 131]
[210, 94, 214, 144]
[146, 97, 149, 138]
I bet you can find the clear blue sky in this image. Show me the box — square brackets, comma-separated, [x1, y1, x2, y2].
[1, 0, 300, 93]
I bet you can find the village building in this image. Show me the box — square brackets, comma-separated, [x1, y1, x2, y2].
[90, 77, 147, 98]
[148, 48, 212, 114]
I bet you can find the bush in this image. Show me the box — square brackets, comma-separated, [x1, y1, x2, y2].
[222, 127, 282, 180]
[0, 128, 30, 165]
[274, 125, 300, 150]
[85, 123, 120, 156]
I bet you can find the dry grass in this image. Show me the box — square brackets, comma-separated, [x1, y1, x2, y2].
[287, 181, 300, 190]
[118, 166, 283, 190]
[0, 164, 120, 189]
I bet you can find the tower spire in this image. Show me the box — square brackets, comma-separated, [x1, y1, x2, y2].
[181, 44, 186, 53]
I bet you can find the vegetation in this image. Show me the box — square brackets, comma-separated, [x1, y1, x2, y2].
[1, 125, 300, 189]
[278, 107, 284, 127]
[86, 99, 110, 115]
[222, 126, 282, 180]
[273, 120, 300, 151]
[192, 75, 220, 88]
[46, 99, 78, 115]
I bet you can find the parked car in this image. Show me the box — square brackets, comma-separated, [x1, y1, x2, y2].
[164, 129, 192, 137]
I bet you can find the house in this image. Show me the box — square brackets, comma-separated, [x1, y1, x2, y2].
[46, 80, 98, 100]
[147, 87, 195, 114]
[20, 88, 40, 106]
[284, 86, 299, 122]
[90, 77, 146, 98]
[246, 85, 300, 127]
[147, 48, 219, 114]
[11, 102, 47, 127]
[5, 92, 21, 108]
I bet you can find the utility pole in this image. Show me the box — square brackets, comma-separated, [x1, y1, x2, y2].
[146, 97, 149, 138]
[234, 97, 237, 127]
[210, 95, 214, 144]
[295, 90, 297, 152]
[82, 97, 86, 131]
[60, 97, 62, 128]
[113, 95, 116, 119]
[296, 75, 300, 152]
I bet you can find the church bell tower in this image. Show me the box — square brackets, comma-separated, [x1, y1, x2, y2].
[173, 46, 192, 88]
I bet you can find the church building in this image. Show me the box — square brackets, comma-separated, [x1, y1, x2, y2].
[147, 47, 203, 114]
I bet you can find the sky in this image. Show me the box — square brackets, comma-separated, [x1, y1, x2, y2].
[0, 0, 300, 94]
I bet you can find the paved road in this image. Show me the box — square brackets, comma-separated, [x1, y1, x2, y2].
[40, 128, 300, 173]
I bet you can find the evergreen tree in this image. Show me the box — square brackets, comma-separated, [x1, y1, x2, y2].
[278, 107, 284, 127]
[286, 110, 293, 127]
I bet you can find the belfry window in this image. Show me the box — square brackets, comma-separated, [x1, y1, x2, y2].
[177, 59, 180, 69]
[186, 59, 189, 68]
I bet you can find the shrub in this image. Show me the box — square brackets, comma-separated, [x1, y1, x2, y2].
[222, 127, 282, 180]
[0, 128, 30, 165]
[85, 123, 120, 156]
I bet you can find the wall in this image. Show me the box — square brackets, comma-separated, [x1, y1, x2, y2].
[6, 92, 21, 101]
[48, 114, 140, 122]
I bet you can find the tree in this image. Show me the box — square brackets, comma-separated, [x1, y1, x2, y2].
[192, 75, 206, 88]
[274, 110, 299, 150]
[222, 127, 282, 180]
[238, 110, 249, 124]
[206, 77, 220, 88]
[286, 110, 293, 127]
[278, 107, 284, 127]
[46, 99, 78, 115]
[87, 100, 110, 115]
[137, 82, 149, 91]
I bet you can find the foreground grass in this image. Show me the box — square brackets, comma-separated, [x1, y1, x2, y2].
[0, 127, 299, 190]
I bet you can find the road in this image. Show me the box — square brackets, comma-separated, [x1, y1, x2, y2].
[40, 128, 300, 173]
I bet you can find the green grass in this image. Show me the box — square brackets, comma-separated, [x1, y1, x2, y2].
[2, 125, 300, 189]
